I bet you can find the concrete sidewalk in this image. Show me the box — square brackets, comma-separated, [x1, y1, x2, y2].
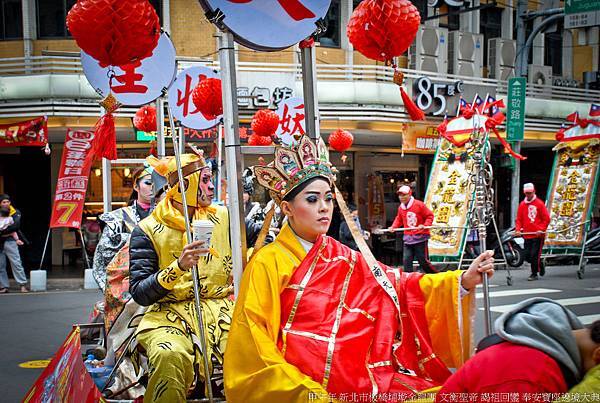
[2, 265, 91, 293]
[3, 276, 86, 292]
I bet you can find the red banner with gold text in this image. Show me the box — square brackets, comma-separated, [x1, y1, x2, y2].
[49, 130, 95, 229]
[0, 116, 48, 147]
[22, 327, 103, 402]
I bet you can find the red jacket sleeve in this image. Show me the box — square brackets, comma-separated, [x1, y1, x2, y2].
[421, 202, 434, 227]
[391, 207, 403, 229]
[539, 201, 550, 230]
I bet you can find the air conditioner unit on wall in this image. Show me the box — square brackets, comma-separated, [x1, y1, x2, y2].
[528, 65, 553, 86]
[409, 26, 448, 74]
[488, 38, 516, 80]
[448, 31, 483, 77]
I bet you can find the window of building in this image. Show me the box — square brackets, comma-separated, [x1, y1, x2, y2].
[1, 0, 23, 40]
[319, 0, 340, 48]
[37, 0, 75, 38]
[480, 6, 502, 68]
[37, 0, 162, 39]
[438, 4, 459, 31]
[544, 22, 562, 76]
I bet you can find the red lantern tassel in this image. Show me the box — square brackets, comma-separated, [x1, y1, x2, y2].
[400, 86, 425, 121]
[90, 111, 118, 160]
[86, 94, 120, 163]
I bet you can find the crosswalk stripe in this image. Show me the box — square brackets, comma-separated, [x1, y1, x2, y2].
[476, 288, 560, 299]
[482, 296, 600, 313]
[579, 314, 600, 325]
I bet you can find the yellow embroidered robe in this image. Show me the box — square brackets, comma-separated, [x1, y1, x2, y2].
[223, 224, 474, 402]
[136, 204, 234, 371]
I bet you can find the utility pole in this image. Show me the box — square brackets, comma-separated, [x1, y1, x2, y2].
[511, 3, 564, 224]
[510, 0, 528, 225]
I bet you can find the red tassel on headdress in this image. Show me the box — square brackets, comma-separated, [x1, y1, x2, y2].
[394, 70, 424, 121]
[87, 93, 120, 163]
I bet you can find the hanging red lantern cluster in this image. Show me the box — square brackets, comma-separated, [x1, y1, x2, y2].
[133, 105, 157, 133]
[248, 109, 279, 146]
[191, 78, 223, 120]
[329, 129, 354, 152]
[251, 109, 279, 137]
[347, 0, 420, 62]
[347, 0, 424, 121]
[66, 0, 160, 68]
[248, 134, 274, 146]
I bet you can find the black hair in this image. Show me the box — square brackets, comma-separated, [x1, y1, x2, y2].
[282, 176, 331, 202]
[347, 203, 357, 212]
[591, 320, 600, 344]
[0, 194, 10, 202]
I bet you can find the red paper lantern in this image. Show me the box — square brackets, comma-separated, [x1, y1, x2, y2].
[329, 129, 354, 152]
[347, 0, 421, 62]
[251, 109, 280, 137]
[248, 134, 273, 146]
[191, 78, 223, 120]
[66, 0, 160, 68]
[133, 105, 157, 133]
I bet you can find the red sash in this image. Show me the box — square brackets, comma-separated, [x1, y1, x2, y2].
[278, 236, 452, 399]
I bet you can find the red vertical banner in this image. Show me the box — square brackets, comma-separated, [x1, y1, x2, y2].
[49, 130, 95, 229]
[367, 174, 386, 230]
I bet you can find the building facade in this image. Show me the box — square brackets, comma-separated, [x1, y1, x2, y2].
[0, 0, 598, 268]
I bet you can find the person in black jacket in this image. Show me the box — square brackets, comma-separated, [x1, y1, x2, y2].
[338, 203, 369, 251]
[129, 153, 234, 402]
[0, 194, 28, 293]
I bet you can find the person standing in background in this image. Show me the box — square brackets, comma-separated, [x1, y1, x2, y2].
[0, 194, 28, 293]
[515, 183, 550, 281]
[389, 185, 437, 273]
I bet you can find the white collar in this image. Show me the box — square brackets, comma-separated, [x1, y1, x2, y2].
[296, 236, 314, 253]
[400, 196, 414, 210]
[289, 225, 315, 253]
[524, 195, 537, 204]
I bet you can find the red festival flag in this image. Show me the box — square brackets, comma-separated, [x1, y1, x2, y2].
[566, 111, 579, 123]
[49, 130, 95, 229]
[0, 116, 48, 148]
[590, 103, 600, 117]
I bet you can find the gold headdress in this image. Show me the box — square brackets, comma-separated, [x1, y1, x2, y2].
[146, 149, 209, 208]
[254, 136, 337, 204]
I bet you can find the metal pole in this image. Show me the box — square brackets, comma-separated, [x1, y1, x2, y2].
[166, 107, 214, 403]
[102, 158, 112, 214]
[577, 223, 590, 278]
[218, 31, 247, 297]
[78, 229, 91, 271]
[216, 125, 223, 202]
[38, 228, 51, 270]
[156, 97, 166, 158]
[471, 113, 493, 336]
[491, 214, 512, 285]
[300, 45, 320, 141]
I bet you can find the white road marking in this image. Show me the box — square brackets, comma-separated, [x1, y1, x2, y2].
[579, 314, 600, 325]
[476, 288, 561, 299]
[484, 296, 600, 313]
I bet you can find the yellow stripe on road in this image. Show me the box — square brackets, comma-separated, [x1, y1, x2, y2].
[19, 360, 51, 369]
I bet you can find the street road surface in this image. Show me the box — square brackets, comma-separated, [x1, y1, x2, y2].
[0, 264, 598, 402]
[0, 289, 101, 403]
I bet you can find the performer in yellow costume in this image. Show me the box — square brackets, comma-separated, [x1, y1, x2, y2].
[129, 152, 234, 402]
[224, 136, 495, 402]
